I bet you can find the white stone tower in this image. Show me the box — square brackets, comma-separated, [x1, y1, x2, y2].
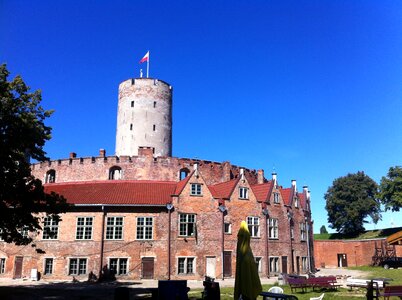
[115, 78, 172, 157]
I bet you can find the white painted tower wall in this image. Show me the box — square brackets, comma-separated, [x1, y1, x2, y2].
[115, 78, 172, 157]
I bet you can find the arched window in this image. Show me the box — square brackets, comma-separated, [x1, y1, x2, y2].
[179, 168, 190, 180]
[45, 170, 56, 183]
[109, 166, 122, 180]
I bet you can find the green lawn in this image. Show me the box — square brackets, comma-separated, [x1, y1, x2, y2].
[187, 266, 402, 300]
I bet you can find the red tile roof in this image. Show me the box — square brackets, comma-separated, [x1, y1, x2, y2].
[173, 171, 194, 195]
[280, 188, 292, 206]
[209, 178, 239, 199]
[44, 180, 177, 206]
[251, 181, 273, 202]
[298, 193, 306, 209]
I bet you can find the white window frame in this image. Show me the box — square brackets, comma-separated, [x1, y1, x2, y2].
[177, 257, 195, 275]
[247, 216, 260, 238]
[109, 258, 128, 275]
[136, 217, 153, 240]
[68, 258, 87, 276]
[0, 258, 5, 274]
[179, 214, 196, 237]
[255, 257, 262, 273]
[269, 256, 280, 274]
[106, 217, 124, 240]
[190, 183, 202, 196]
[239, 187, 249, 199]
[273, 193, 280, 204]
[302, 257, 309, 272]
[44, 258, 53, 275]
[300, 222, 306, 241]
[76, 217, 93, 240]
[42, 217, 59, 240]
[268, 218, 279, 239]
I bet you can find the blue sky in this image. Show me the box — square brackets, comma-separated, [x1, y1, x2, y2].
[1, 0, 401, 233]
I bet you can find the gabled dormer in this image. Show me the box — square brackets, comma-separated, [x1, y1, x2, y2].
[173, 162, 212, 200]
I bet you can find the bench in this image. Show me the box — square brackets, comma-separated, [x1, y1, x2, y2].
[287, 277, 309, 293]
[260, 291, 299, 300]
[346, 278, 384, 290]
[380, 285, 402, 300]
[307, 276, 341, 291]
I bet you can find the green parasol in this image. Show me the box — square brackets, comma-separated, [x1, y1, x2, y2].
[234, 220, 262, 300]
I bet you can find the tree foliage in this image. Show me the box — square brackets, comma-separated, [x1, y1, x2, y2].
[0, 64, 68, 245]
[378, 166, 402, 212]
[319, 225, 328, 234]
[325, 171, 380, 236]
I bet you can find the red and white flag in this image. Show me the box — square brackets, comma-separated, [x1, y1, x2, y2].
[139, 51, 149, 63]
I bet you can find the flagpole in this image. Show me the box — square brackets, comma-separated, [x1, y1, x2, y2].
[147, 51, 150, 78]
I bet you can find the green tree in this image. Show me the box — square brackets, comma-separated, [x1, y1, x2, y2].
[0, 64, 68, 245]
[319, 225, 328, 234]
[378, 166, 402, 212]
[324, 171, 380, 236]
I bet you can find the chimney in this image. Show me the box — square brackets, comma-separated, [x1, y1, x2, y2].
[272, 172, 277, 187]
[257, 169, 264, 184]
[69, 152, 77, 159]
[291, 179, 297, 191]
[193, 162, 199, 177]
[99, 149, 106, 158]
[303, 186, 309, 197]
[240, 168, 245, 181]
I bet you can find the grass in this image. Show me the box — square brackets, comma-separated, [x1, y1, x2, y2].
[313, 226, 402, 240]
[187, 266, 402, 300]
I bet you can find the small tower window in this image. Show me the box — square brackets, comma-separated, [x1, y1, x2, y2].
[179, 168, 190, 180]
[45, 170, 56, 183]
[109, 166, 122, 180]
[153, 101, 156, 108]
[130, 124, 133, 131]
[131, 101, 134, 107]
[153, 124, 156, 131]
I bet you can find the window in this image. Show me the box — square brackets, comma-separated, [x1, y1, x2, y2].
[239, 187, 249, 199]
[76, 217, 93, 240]
[109, 258, 128, 275]
[131, 101, 134, 107]
[269, 257, 280, 273]
[268, 218, 279, 239]
[109, 166, 122, 180]
[302, 257, 309, 272]
[0, 229, 3, 241]
[69, 258, 87, 275]
[44, 258, 53, 275]
[0, 258, 5, 274]
[247, 216, 260, 238]
[106, 217, 124, 240]
[45, 170, 56, 183]
[300, 222, 306, 241]
[291, 226, 294, 239]
[153, 124, 156, 131]
[153, 101, 156, 108]
[255, 257, 262, 273]
[224, 222, 232, 234]
[294, 197, 299, 208]
[179, 214, 196, 237]
[43, 217, 59, 240]
[130, 124, 133, 130]
[178, 257, 195, 274]
[190, 183, 202, 196]
[179, 168, 189, 180]
[273, 193, 280, 204]
[136, 217, 153, 240]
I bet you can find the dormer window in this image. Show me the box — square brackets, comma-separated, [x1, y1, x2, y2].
[239, 187, 249, 199]
[190, 183, 202, 196]
[273, 193, 280, 204]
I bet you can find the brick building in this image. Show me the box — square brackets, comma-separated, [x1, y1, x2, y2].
[0, 77, 314, 281]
